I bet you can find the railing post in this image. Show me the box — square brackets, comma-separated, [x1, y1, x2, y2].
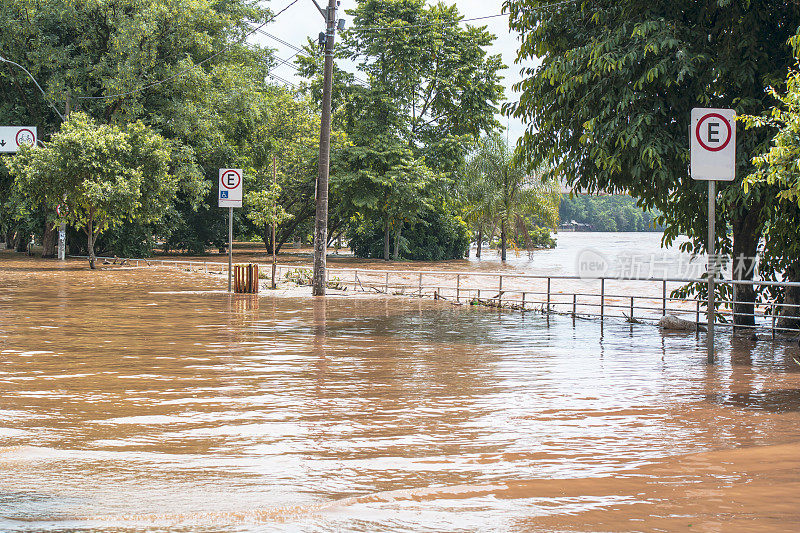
[696, 299, 700, 326]
[521, 291, 526, 311]
[499, 275, 503, 305]
[385, 271, 389, 294]
[419, 273, 423, 296]
[630, 296, 634, 322]
[456, 274, 461, 302]
[572, 293, 577, 319]
[600, 278, 605, 320]
[546, 277, 551, 314]
[772, 301, 776, 340]
[662, 280, 667, 316]
[355, 269, 358, 291]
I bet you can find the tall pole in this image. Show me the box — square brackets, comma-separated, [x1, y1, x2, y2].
[272, 155, 278, 290]
[312, 0, 337, 296]
[228, 206, 233, 292]
[58, 93, 70, 261]
[707, 180, 716, 363]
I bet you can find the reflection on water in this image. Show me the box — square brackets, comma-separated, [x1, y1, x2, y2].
[1, 255, 800, 531]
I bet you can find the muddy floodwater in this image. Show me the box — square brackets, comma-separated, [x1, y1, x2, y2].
[2, 255, 800, 532]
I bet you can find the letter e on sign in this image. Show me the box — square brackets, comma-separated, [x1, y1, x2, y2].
[218, 168, 243, 208]
[690, 108, 736, 181]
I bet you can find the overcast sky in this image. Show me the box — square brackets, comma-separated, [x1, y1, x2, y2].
[251, 0, 533, 143]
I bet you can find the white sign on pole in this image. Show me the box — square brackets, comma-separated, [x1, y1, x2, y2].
[0, 126, 37, 153]
[218, 168, 243, 208]
[690, 108, 736, 181]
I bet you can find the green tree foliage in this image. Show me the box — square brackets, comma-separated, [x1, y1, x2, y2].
[0, 0, 273, 254]
[741, 32, 800, 328]
[559, 195, 662, 232]
[348, 209, 470, 261]
[6, 113, 182, 268]
[298, 0, 505, 260]
[504, 0, 800, 325]
[465, 134, 559, 261]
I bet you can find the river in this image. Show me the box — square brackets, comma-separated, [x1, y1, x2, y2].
[1, 250, 799, 531]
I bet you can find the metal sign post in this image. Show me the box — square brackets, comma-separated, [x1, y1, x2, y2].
[228, 206, 233, 292]
[690, 108, 736, 364]
[707, 180, 715, 364]
[218, 168, 243, 293]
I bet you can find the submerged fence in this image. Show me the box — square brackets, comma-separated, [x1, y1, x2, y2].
[80, 257, 800, 337]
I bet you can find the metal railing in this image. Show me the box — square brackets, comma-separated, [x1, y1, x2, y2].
[72, 256, 800, 337]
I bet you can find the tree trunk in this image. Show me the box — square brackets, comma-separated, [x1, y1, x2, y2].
[476, 227, 483, 258]
[41, 223, 57, 258]
[392, 224, 402, 261]
[500, 220, 507, 262]
[15, 230, 28, 253]
[383, 217, 390, 261]
[731, 209, 759, 330]
[6, 229, 18, 251]
[87, 218, 96, 269]
[778, 265, 800, 331]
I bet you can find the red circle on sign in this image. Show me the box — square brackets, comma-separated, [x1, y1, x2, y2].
[56, 204, 68, 217]
[695, 113, 732, 152]
[220, 169, 241, 189]
[15, 128, 35, 148]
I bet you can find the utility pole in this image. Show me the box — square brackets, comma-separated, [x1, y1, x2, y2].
[272, 155, 278, 290]
[311, 0, 338, 296]
[58, 93, 70, 261]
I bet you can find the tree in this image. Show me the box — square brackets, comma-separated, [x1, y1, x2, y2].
[504, 0, 800, 326]
[6, 112, 181, 268]
[741, 31, 800, 329]
[0, 0, 272, 255]
[335, 136, 438, 260]
[297, 0, 505, 261]
[465, 134, 559, 261]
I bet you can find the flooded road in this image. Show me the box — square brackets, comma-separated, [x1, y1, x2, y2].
[1, 255, 800, 531]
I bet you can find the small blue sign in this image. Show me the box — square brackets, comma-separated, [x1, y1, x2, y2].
[220, 191, 229, 199]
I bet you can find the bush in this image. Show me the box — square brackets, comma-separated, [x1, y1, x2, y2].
[349, 209, 470, 260]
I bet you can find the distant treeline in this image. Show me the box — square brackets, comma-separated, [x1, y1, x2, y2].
[558, 194, 663, 232]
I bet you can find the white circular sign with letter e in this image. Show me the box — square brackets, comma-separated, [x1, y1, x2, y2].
[690, 108, 736, 181]
[218, 168, 243, 208]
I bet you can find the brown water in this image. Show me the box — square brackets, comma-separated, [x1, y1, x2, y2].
[2, 255, 800, 532]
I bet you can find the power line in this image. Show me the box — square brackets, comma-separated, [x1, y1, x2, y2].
[256, 29, 305, 53]
[78, 0, 301, 101]
[253, 27, 369, 87]
[350, 0, 578, 32]
[268, 72, 298, 89]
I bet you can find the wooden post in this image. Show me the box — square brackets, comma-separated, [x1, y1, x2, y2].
[498, 275, 503, 305]
[419, 273, 423, 296]
[456, 274, 460, 302]
[521, 291, 526, 311]
[662, 280, 667, 316]
[385, 271, 389, 294]
[572, 293, 577, 319]
[630, 296, 634, 322]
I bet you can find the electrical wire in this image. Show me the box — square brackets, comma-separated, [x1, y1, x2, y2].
[77, 0, 301, 100]
[268, 73, 298, 89]
[253, 27, 369, 87]
[349, 0, 578, 32]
